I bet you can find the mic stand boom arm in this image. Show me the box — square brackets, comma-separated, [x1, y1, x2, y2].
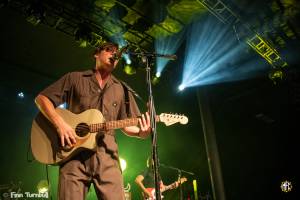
[126, 51, 177, 60]
[159, 163, 195, 200]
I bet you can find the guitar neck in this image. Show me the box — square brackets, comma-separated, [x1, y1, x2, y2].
[162, 182, 177, 192]
[90, 116, 159, 132]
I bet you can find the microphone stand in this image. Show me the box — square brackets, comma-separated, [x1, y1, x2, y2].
[141, 51, 161, 200]
[131, 49, 176, 200]
[160, 163, 195, 200]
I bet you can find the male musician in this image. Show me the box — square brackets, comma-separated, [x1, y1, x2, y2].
[35, 42, 152, 200]
[135, 157, 164, 199]
[135, 157, 180, 199]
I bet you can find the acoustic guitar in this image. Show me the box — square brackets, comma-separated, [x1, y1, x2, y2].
[31, 108, 188, 165]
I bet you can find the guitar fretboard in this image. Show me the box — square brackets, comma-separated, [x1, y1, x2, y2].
[89, 116, 159, 132]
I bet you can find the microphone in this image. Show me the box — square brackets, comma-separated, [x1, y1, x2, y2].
[160, 54, 177, 60]
[112, 45, 130, 61]
[125, 51, 177, 60]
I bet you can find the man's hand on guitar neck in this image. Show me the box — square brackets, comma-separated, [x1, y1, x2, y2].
[123, 112, 151, 139]
[174, 177, 187, 189]
[138, 112, 151, 138]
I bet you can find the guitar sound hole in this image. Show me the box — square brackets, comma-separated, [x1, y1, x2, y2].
[75, 123, 90, 137]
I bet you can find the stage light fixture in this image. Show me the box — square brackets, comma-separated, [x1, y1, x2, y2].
[25, 2, 46, 26]
[110, 36, 132, 64]
[149, 1, 168, 24]
[108, 3, 128, 19]
[17, 92, 24, 99]
[178, 84, 185, 91]
[74, 23, 92, 48]
[155, 31, 185, 79]
[132, 17, 153, 32]
[89, 32, 104, 47]
[268, 67, 284, 84]
[155, 71, 161, 78]
[124, 55, 132, 64]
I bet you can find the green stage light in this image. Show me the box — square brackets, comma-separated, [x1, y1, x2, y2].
[37, 180, 49, 193]
[268, 68, 283, 84]
[123, 65, 136, 75]
[151, 76, 160, 85]
[119, 157, 127, 172]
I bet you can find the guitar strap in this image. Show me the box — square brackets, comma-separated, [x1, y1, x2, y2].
[120, 82, 131, 118]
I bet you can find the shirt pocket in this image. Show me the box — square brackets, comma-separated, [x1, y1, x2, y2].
[78, 95, 92, 110]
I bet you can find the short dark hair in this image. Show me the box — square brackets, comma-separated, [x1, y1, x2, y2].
[94, 42, 119, 55]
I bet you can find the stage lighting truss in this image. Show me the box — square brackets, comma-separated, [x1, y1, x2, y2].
[196, 0, 288, 69]
[7, 0, 154, 50]
[246, 34, 288, 68]
[7, 0, 206, 53]
[74, 23, 92, 47]
[197, 0, 238, 24]
[74, 23, 106, 48]
[25, 1, 46, 26]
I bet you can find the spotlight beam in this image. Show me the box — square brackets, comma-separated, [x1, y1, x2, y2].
[155, 31, 185, 76]
[180, 15, 268, 88]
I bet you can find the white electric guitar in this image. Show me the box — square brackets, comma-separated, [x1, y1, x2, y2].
[31, 108, 188, 165]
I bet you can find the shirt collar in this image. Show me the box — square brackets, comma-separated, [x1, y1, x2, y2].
[83, 69, 121, 87]
[82, 69, 94, 76]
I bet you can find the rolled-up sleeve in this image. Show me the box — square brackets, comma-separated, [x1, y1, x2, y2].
[39, 72, 74, 107]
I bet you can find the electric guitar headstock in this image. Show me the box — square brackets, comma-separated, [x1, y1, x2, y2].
[158, 113, 188, 126]
[178, 177, 187, 184]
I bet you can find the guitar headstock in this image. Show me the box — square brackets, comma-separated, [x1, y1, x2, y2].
[179, 177, 187, 184]
[174, 177, 187, 189]
[159, 113, 188, 126]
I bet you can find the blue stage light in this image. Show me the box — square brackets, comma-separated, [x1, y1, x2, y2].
[156, 71, 161, 78]
[112, 35, 132, 65]
[178, 84, 185, 91]
[179, 15, 267, 89]
[124, 54, 132, 64]
[17, 92, 24, 99]
[155, 31, 184, 77]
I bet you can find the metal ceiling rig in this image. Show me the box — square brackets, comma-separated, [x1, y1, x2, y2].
[196, 0, 288, 78]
